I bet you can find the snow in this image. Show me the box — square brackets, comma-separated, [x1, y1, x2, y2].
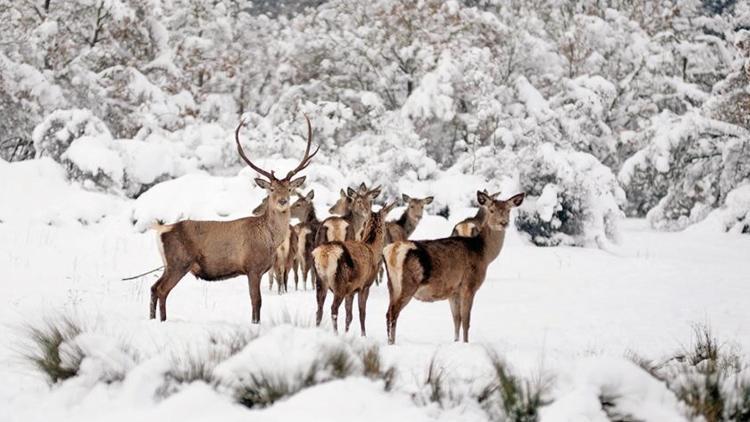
[1, 177, 749, 421]
[0, 158, 123, 225]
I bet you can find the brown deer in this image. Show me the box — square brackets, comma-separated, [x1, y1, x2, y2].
[385, 194, 434, 243]
[383, 191, 525, 344]
[289, 190, 320, 290]
[375, 194, 434, 284]
[451, 189, 501, 237]
[149, 115, 317, 323]
[252, 198, 298, 293]
[314, 183, 380, 245]
[312, 201, 396, 336]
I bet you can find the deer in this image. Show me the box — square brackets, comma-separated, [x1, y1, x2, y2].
[148, 115, 317, 323]
[312, 201, 397, 336]
[383, 190, 525, 344]
[451, 189, 501, 237]
[314, 183, 380, 245]
[289, 190, 320, 290]
[375, 194, 434, 284]
[252, 197, 298, 294]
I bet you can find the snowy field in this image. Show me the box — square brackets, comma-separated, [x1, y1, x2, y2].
[1, 177, 749, 421]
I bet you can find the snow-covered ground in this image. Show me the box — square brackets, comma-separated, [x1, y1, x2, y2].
[1, 186, 749, 421]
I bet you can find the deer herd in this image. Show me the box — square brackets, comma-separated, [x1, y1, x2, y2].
[148, 115, 525, 344]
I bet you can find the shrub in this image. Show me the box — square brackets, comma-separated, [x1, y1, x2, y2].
[21, 316, 84, 384]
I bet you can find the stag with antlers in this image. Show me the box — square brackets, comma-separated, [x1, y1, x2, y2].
[149, 115, 317, 323]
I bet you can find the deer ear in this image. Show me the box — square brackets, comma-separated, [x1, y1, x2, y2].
[340, 188, 347, 197]
[255, 178, 271, 190]
[289, 176, 306, 189]
[402, 193, 411, 202]
[358, 182, 367, 191]
[477, 190, 491, 206]
[369, 186, 382, 199]
[347, 187, 356, 197]
[306, 190, 315, 200]
[424, 196, 434, 204]
[508, 192, 525, 207]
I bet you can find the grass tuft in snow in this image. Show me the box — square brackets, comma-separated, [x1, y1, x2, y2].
[21, 315, 84, 384]
[625, 349, 664, 381]
[359, 344, 396, 391]
[233, 336, 396, 409]
[479, 349, 551, 422]
[160, 329, 258, 396]
[659, 324, 750, 422]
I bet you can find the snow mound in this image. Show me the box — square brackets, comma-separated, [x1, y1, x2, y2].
[0, 158, 123, 226]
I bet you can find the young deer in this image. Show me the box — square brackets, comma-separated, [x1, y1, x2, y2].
[384, 191, 525, 343]
[289, 190, 320, 290]
[149, 116, 317, 323]
[451, 189, 501, 237]
[312, 201, 396, 335]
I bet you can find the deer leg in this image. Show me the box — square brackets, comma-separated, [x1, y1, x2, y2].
[449, 294, 461, 342]
[315, 279, 327, 326]
[344, 294, 354, 332]
[358, 287, 370, 337]
[330, 295, 344, 333]
[283, 268, 289, 293]
[155, 266, 189, 322]
[386, 288, 416, 344]
[294, 260, 300, 291]
[149, 273, 166, 320]
[460, 292, 476, 343]
[248, 272, 262, 324]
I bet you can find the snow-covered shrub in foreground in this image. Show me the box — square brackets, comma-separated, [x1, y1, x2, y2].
[514, 143, 625, 247]
[18, 314, 750, 421]
[619, 111, 750, 231]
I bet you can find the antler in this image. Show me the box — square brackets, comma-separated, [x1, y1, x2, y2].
[284, 114, 319, 180]
[235, 119, 276, 180]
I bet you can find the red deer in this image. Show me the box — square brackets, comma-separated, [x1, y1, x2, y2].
[149, 115, 317, 323]
[312, 201, 396, 335]
[451, 189, 501, 237]
[314, 183, 380, 245]
[252, 198, 298, 293]
[384, 191, 525, 343]
[376, 194, 433, 284]
[289, 190, 320, 290]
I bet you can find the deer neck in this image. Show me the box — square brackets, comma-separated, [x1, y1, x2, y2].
[396, 211, 419, 237]
[477, 224, 506, 265]
[264, 206, 291, 246]
[304, 207, 319, 225]
[351, 211, 368, 236]
[363, 220, 386, 258]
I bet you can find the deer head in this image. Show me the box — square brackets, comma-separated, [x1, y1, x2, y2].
[348, 185, 381, 219]
[235, 114, 318, 215]
[402, 194, 434, 221]
[329, 188, 352, 215]
[476, 191, 525, 230]
[290, 190, 315, 220]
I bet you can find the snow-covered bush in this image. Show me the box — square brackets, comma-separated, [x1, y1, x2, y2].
[619, 111, 750, 231]
[515, 143, 625, 247]
[32, 109, 112, 161]
[693, 184, 750, 234]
